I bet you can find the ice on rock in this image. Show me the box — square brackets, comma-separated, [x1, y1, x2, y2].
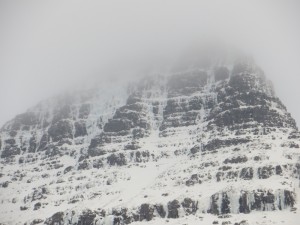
[0, 54, 299, 225]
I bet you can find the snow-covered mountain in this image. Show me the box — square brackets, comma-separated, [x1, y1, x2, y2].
[0, 51, 300, 225]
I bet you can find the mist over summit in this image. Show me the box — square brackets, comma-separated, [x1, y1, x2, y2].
[0, 47, 299, 224]
[1, 1, 300, 224]
[1, 0, 300, 127]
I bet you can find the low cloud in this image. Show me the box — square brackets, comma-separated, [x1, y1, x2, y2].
[0, 0, 300, 126]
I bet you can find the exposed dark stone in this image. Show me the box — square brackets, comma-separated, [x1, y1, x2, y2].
[1, 54, 299, 225]
[92, 159, 103, 169]
[204, 138, 250, 151]
[102, 100, 151, 140]
[74, 121, 88, 138]
[206, 70, 297, 131]
[221, 193, 230, 214]
[124, 142, 140, 150]
[189, 96, 203, 110]
[44, 145, 61, 157]
[163, 99, 191, 117]
[88, 135, 107, 157]
[210, 102, 296, 131]
[210, 194, 220, 215]
[284, 190, 295, 207]
[139, 204, 154, 221]
[275, 165, 283, 175]
[239, 192, 250, 214]
[45, 212, 64, 225]
[28, 136, 37, 153]
[114, 105, 147, 123]
[48, 120, 73, 142]
[167, 200, 180, 218]
[190, 145, 200, 154]
[107, 153, 126, 166]
[112, 208, 134, 224]
[64, 166, 73, 174]
[258, 166, 273, 179]
[155, 204, 166, 218]
[234, 221, 249, 225]
[57, 138, 72, 146]
[54, 163, 63, 169]
[253, 156, 261, 161]
[1, 138, 20, 158]
[156, 73, 211, 133]
[181, 198, 198, 215]
[9, 130, 17, 137]
[131, 151, 150, 163]
[4, 139, 16, 145]
[289, 142, 299, 148]
[186, 174, 200, 186]
[88, 136, 101, 150]
[262, 191, 275, 210]
[240, 167, 254, 180]
[78, 155, 86, 162]
[251, 191, 263, 211]
[28, 187, 48, 202]
[113, 216, 122, 225]
[216, 172, 224, 182]
[160, 98, 201, 131]
[37, 134, 49, 151]
[230, 68, 259, 88]
[132, 128, 147, 139]
[20, 206, 28, 211]
[78, 160, 90, 170]
[288, 131, 300, 139]
[224, 156, 248, 164]
[35, 189, 298, 224]
[219, 166, 232, 171]
[31, 219, 44, 224]
[1, 145, 20, 158]
[291, 143, 299, 148]
[2, 181, 10, 188]
[104, 119, 132, 133]
[34, 202, 41, 210]
[281, 141, 299, 148]
[249, 190, 276, 211]
[78, 210, 97, 225]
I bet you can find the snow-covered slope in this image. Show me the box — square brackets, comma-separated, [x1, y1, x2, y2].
[0, 53, 299, 225]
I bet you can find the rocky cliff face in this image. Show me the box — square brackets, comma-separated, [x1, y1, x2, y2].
[0, 54, 300, 225]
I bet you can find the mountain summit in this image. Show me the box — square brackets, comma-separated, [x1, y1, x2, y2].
[0, 51, 299, 225]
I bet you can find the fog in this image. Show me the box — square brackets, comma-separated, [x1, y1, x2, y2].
[0, 0, 300, 127]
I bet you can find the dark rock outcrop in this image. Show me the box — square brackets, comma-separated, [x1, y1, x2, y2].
[44, 212, 64, 225]
[181, 198, 198, 215]
[107, 153, 126, 166]
[78, 210, 97, 225]
[167, 200, 180, 218]
[74, 121, 88, 138]
[240, 167, 254, 180]
[139, 204, 154, 221]
[48, 120, 73, 142]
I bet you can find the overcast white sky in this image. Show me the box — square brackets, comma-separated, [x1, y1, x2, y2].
[0, 0, 300, 127]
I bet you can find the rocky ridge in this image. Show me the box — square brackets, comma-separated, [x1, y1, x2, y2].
[0, 54, 300, 225]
